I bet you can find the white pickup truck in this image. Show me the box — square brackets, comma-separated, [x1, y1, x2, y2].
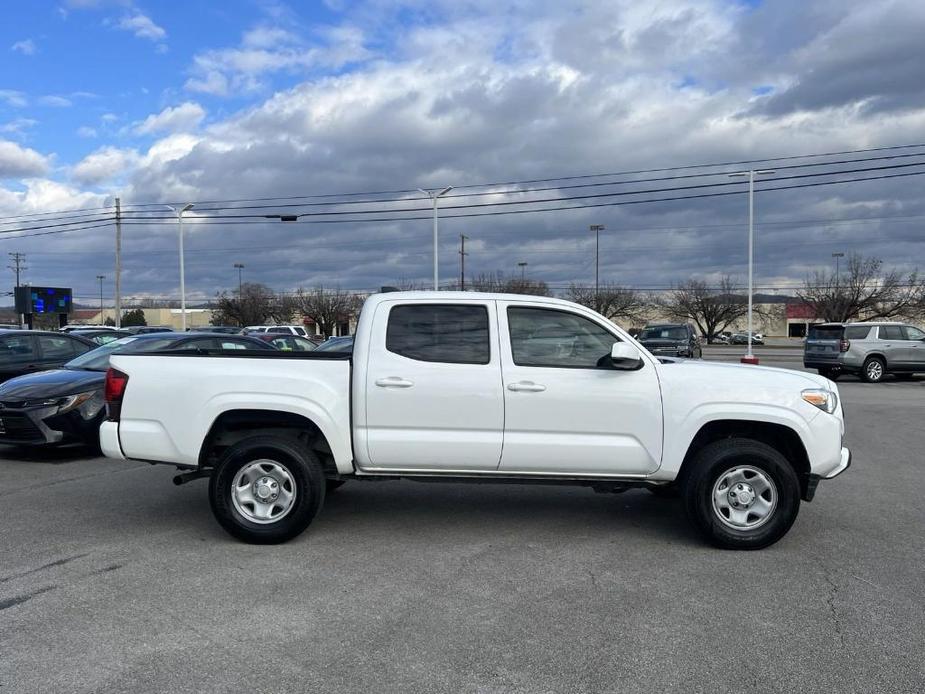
[101, 292, 850, 549]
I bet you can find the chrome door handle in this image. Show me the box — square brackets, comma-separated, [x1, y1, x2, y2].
[507, 381, 546, 392]
[375, 377, 414, 388]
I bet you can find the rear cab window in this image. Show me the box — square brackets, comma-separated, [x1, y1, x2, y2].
[386, 304, 490, 364]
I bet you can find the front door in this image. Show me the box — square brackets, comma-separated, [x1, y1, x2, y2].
[901, 326, 925, 369]
[497, 302, 663, 476]
[361, 300, 504, 471]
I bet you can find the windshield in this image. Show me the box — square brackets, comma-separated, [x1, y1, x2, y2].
[640, 327, 688, 341]
[64, 335, 177, 371]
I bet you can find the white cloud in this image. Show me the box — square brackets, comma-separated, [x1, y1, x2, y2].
[0, 90, 27, 108]
[133, 102, 205, 135]
[0, 178, 104, 218]
[39, 95, 73, 107]
[71, 145, 140, 185]
[11, 39, 37, 55]
[77, 125, 98, 138]
[0, 118, 38, 135]
[101, 112, 119, 122]
[0, 140, 50, 178]
[115, 11, 166, 42]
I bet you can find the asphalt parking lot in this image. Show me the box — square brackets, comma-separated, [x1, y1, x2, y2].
[1, 350, 923, 693]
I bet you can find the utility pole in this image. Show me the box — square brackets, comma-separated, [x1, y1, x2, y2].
[459, 235, 468, 291]
[114, 197, 122, 328]
[590, 225, 605, 309]
[8, 252, 27, 329]
[518, 261, 528, 281]
[729, 169, 775, 364]
[234, 263, 245, 296]
[96, 275, 105, 322]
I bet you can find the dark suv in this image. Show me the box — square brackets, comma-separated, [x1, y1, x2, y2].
[638, 323, 702, 359]
[804, 322, 925, 382]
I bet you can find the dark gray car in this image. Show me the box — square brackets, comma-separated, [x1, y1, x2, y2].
[638, 323, 702, 359]
[803, 322, 925, 382]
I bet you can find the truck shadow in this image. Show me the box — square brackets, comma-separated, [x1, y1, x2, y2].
[0, 443, 101, 464]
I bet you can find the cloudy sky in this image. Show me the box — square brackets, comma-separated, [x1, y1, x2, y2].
[1, 0, 924, 304]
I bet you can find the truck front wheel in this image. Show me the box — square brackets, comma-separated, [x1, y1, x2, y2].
[682, 439, 801, 550]
[209, 435, 325, 544]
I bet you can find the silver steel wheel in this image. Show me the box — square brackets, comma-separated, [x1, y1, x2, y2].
[866, 359, 884, 381]
[711, 465, 777, 530]
[231, 459, 297, 525]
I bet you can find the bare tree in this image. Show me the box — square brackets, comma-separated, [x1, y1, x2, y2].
[566, 282, 650, 323]
[470, 271, 551, 296]
[797, 254, 925, 322]
[211, 283, 293, 327]
[658, 276, 748, 342]
[295, 286, 362, 338]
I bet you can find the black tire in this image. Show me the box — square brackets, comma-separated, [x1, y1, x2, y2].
[861, 356, 886, 383]
[817, 367, 840, 381]
[647, 483, 680, 499]
[209, 435, 325, 544]
[326, 479, 347, 493]
[682, 439, 801, 550]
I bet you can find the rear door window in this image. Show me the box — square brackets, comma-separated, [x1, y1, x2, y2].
[386, 304, 490, 364]
[879, 326, 904, 340]
[0, 335, 37, 366]
[38, 335, 78, 360]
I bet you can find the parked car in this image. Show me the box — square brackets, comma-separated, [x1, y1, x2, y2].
[69, 329, 133, 345]
[59, 324, 105, 332]
[251, 334, 318, 351]
[0, 330, 95, 383]
[314, 335, 354, 352]
[730, 332, 765, 345]
[804, 322, 925, 382]
[124, 325, 173, 334]
[196, 326, 244, 334]
[637, 323, 702, 358]
[244, 325, 310, 337]
[0, 332, 274, 447]
[102, 292, 849, 550]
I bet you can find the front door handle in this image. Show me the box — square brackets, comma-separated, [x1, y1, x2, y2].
[375, 377, 414, 388]
[507, 381, 546, 392]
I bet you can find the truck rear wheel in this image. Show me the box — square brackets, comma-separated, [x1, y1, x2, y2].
[209, 435, 325, 544]
[682, 439, 800, 550]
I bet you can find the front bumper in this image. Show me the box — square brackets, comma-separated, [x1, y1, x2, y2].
[0, 404, 103, 446]
[804, 447, 851, 501]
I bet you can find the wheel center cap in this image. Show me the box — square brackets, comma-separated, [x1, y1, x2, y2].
[254, 477, 278, 501]
[731, 484, 755, 506]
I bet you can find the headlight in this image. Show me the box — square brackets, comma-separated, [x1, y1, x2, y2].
[56, 390, 103, 415]
[802, 388, 838, 414]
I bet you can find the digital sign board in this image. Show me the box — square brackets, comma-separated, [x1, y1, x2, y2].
[14, 286, 73, 314]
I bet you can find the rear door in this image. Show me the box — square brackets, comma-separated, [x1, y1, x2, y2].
[877, 325, 905, 368]
[36, 334, 83, 369]
[901, 326, 925, 369]
[362, 301, 504, 471]
[497, 302, 663, 475]
[0, 335, 40, 380]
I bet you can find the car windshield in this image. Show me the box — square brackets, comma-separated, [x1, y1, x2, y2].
[64, 336, 177, 371]
[315, 337, 353, 352]
[640, 327, 688, 340]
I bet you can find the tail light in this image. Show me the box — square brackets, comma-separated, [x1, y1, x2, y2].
[104, 368, 129, 421]
[839, 339, 850, 352]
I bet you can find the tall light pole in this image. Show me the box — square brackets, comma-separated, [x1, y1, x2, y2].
[832, 252, 844, 287]
[96, 275, 105, 322]
[234, 263, 245, 296]
[166, 203, 194, 331]
[418, 186, 453, 290]
[459, 235, 468, 291]
[729, 170, 774, 364]
[518, 261, 528, 281]
[590, 224, 605, 307]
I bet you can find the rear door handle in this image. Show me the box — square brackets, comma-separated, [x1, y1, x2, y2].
[375, 377, 414, 388]
[507, 381, 546, 392]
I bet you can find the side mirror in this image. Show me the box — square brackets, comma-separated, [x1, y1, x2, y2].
[610, 342, 644, 370]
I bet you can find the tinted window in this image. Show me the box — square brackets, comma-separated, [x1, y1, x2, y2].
[386, 304, 489, 364]
[808, 325, 843, 340]
[219, 339, 251, 350]
[0, 335, 36, 365]
[844, 326, 872, 340]
[38, 335, 78, 360]
[294, 327, 307, 336]
[905, 326, 925, 340]
[508, 307, 617, 368]
[640, 326, 689, 340]
[879, 326, 904, 340]
[268, 327, 288, 334]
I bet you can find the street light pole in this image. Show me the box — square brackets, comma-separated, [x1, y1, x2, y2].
[729, 170, 774, 364]
[590, 225, 605, 308]
[518, 261, 528, 282]
[418, 186, 453, 290]
[166, 203, 194, 331]
[96, 275, 105, 322]
[234, 263, 245, 296]
[832, 252, 844, 287]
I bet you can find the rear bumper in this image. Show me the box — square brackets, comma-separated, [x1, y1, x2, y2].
[804, 447, 850, 501]
[99, 421, 124, 459]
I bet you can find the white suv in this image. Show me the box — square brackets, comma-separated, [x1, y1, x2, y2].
[244, 325, 310, 337]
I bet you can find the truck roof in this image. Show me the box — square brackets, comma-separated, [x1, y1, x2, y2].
[364, 291, 580, 309]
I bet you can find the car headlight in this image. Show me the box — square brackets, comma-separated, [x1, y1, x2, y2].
[802, 388, 838, 414]
[56, 390, 103, 415]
